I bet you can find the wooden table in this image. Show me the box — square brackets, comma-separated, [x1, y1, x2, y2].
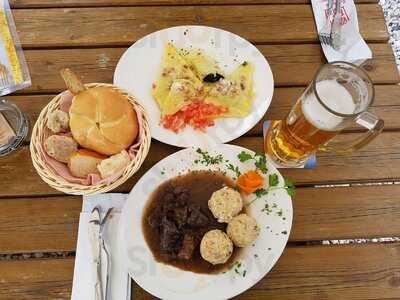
[1, 0, 399, 299]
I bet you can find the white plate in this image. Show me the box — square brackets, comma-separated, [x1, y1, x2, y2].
[120, 144, 292, 300]
[114, 25, 274, 148]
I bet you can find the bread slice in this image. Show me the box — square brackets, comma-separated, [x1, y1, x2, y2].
[97, 150, 130, 179]
[68, 149, 106, 178]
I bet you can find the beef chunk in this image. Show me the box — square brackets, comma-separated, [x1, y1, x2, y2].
[187, 204, 209, 227]
[148, 210, 161, 228]
[172, 206, 188, 227]
[159, 216, 180, 252]
[178, 234, 197, 260]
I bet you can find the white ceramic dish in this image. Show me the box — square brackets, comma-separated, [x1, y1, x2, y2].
[120, 144, 292, 300]
[114, 25, 274, 148]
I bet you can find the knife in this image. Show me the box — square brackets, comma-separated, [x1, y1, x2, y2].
[89, 207, 104, 300]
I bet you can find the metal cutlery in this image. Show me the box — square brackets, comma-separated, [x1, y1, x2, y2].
[318, 0, 335, 46]
[89, 206, 114, 300]
[318, 0, 342, 50]
[331, 0, 343, 50]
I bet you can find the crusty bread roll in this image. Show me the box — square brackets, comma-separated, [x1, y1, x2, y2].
[69, 86, 138, 155]
[97, 150, 130, 179]
[68, 149, 106, 178]
[44, 135, 78, 163]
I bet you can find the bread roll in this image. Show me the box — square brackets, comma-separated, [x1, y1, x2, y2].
[68, 149, 106, 178]
[44, 135, 78, 163]
[97, 150, 130, 179]
[47, 110, 69, 133]
[69, 86, 138, 155]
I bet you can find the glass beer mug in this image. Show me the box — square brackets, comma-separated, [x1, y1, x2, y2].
[265, 61, 384, 167]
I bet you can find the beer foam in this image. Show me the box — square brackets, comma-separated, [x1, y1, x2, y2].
[302, 80, 355, 131]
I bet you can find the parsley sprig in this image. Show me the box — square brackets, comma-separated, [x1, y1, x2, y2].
[237, 151, 268, 174]
[236, 150, 295, 199]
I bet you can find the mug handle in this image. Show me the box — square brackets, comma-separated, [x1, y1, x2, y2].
[319, 112, 384, 154]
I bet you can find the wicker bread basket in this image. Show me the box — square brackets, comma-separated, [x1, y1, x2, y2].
[30, 83, 151, 195]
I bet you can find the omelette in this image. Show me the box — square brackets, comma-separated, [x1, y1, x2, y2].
[152, 43, 255, 132]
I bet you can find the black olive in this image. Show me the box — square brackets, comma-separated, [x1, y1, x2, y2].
[203, 73, 224, 83]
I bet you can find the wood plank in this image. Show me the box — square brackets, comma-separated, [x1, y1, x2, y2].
[235, 243, 400, 300]
[0, 196, 81, 253]
[11, 84, 400, 143]
[19, 43, 399, 94]
[9, 0, 378, 9]
[0, 185, 399, 253]
[1, 130, 400, 196]
[0, 258, 74, 300]
[1, 243, 399, 299]
[290, 185, 400, 242]
[13, 4, 387, 48]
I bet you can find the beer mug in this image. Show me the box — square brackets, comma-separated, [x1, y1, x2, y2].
[265, 61, 384, 167]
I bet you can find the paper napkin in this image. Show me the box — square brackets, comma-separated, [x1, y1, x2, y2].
[311, 0, 372, 64]
[71, 194, 131, 300]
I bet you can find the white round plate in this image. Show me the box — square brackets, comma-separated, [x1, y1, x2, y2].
[120, 144, 292, 300]
[114, 25, 274, 148]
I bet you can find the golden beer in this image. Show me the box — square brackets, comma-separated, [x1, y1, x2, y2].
[265, 62, 384, 167]
[265, 102, 340, 165]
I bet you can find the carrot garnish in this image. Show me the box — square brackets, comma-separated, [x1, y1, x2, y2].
[237, 170, 264, 194]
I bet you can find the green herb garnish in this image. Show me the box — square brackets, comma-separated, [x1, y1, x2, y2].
[237, 151, 253, 162]
[254, 152, 268, 174]
[254, 188, 268, 198]
[227, 163, 241, 178]
[196, 148, 224, 166]
[281, 230, 288, 235]
[284, 178, 296, 197]
[269, 174, 279, 187]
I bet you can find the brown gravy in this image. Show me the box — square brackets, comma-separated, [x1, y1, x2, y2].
[142, 171, 242, 274]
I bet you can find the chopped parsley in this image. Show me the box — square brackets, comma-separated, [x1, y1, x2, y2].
[255, 188, 268, 198]
[276, 208, 283, 217]
[269, 174, 279, 187]
[232, 260, 246, 277]
[227, 163, 241, 178]
[237, 151, 253, 162]
[254, 254, 258, 258]
[254, 152, 268, 174]
[261, 203, 272, 214]
[196, 148, 224, 166]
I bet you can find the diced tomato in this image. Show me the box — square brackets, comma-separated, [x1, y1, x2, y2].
[162, 101, 228, 132]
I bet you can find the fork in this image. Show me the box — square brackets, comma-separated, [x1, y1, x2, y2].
[318, 0, 335, 46]
[0, 64, 10, 88]
[100, 208, 113, 300]
[331, 0, 343, 50]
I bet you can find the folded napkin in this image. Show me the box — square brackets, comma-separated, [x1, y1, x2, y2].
[71, 194, 131, 300]
[311, 0, 372, 64]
